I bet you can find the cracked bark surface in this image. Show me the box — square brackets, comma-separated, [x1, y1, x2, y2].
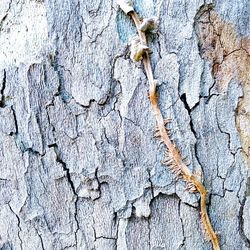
[0, 0, 249, 249]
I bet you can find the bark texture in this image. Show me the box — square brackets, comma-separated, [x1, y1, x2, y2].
[0, 0, 249, 249]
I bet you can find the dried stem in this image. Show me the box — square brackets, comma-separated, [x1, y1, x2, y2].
[126, 10, 220, 250]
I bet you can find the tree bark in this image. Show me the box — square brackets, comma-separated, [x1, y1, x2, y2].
[0, 0, 249, 249]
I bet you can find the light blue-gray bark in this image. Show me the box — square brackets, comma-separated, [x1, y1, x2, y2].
[0, 0, 249, 249]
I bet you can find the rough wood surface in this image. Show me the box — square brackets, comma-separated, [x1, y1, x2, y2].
[0, 0, 249, 249]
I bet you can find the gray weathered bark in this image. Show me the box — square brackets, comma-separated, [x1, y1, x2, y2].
[0, 0, 249, 249]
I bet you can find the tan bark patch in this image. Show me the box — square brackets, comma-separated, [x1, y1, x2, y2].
[195, 4, 250, 166]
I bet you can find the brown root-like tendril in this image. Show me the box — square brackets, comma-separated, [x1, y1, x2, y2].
[117, 1, 220, 249]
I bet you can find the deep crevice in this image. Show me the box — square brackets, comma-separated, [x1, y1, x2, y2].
[178, 200, 186, 249]
[38, 233, 45, 250]
[238, 196, 250, 248]
[0, 0, 12, 31]
[51, 143, 80, 247]
[147, 168, 154, 198]
[50, 47, 72, 103]
[8, 204, 23, 250]
[0, 70, 6, 108]
[180, 94, 196, 134]
[11, 105, 18, 134]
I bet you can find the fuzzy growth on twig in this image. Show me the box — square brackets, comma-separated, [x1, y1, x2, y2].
[117, 1, 220, 250]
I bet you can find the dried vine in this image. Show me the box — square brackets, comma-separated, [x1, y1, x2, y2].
[117, 1, 220, 249]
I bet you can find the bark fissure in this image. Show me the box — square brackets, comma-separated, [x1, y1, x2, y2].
[51, 54, 71, 103]
[52, 144, 80, 247]
[0, 0, 12, 30]
[37, 231, 45, 250]
[178, 200, 186, 249]
[0, 70, 6, 108]
[8, 204, 23, 250]
[239, 196, 250, 247]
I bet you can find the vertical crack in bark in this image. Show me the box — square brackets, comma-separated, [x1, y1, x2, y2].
[11, 105, 18, 134]
[8, 204, 23, 250]
[180, 94, 196, 136]
[94, 167, 101, 200]
[215, 105, 232, 153]
[178, 200, 186, 249]
[92, 210, 98, 243]
[147, 216, 151, 250]
[50, 49, 71, 103]
[45, 101, 56, 144]
[0, 0, 12, 31]
[238, 175, 250, 247]
[34, 227, 45, 250]
[112, 212, 118, 249]
[10, 105, 29, 153]
[179, 94, 203, 170]
[238, 195, 250, 248]
[147, 168, 154, 198]
[0, 70, 6, 108]
[75, 0, 83, 43]
[114, 217, 120, 249]
[51, 144, 80, 247]
[38, 233, 45, 250]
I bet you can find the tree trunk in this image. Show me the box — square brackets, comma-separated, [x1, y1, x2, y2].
[0, 0, 249, 249]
